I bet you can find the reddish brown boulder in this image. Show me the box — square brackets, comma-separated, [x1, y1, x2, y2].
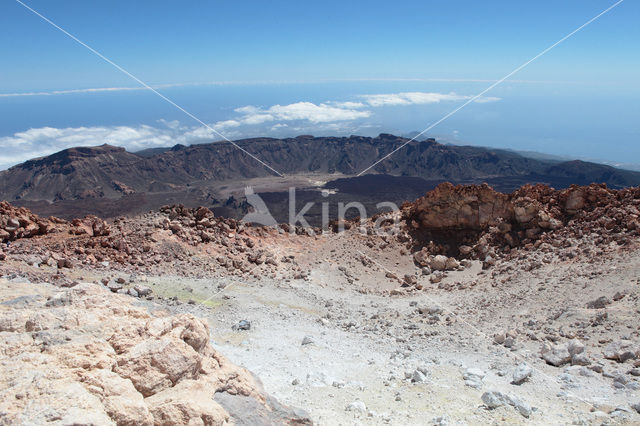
[408, 183, 513, 230]
[0, 201, 66, 242]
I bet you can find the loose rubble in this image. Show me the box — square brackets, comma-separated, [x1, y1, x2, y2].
[2, 181, 640, 424]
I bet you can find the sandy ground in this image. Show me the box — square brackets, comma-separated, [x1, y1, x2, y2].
[2, 209, 640, 424]
[84, 231, 638, 425]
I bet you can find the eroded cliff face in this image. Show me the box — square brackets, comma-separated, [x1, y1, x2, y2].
[403, 183, 640, 262]
[0, 280, 312, 425]
[406, 183, 514, 230]
[407, 182, 640, 230]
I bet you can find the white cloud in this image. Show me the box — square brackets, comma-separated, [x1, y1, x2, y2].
[209, 93, 499, 133]
[265, 102, 370, 123]
[0, 91, 501, 170]
[212, 120, 242, 131]
[0, 123, 216, 170]
[0, 87, 145, 98]
[211, 101, 371, 130]
[234, 106, 260, 114]
[241, 114, 275, 125]
[329, 101, 367, 109]
[361, 91, 500, 107]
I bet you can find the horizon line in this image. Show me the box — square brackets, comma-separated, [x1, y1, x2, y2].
[0, 77, 594, 98]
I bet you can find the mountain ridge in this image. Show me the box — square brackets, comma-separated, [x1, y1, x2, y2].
[2, 134, 640, 219]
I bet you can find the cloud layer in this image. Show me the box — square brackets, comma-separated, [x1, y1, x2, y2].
[0, 122, 222, 170]
[0, 91, 500, 170]
[211, 92, 499, 131]
[361, 92, 500, 107]
[213, 102, 371, 131]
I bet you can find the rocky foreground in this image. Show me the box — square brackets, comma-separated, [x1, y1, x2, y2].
[0, 279, 311, 425]
[1, 182, 640, 424]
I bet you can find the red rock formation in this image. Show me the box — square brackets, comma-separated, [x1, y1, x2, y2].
[403, 183, 640, 262]
[0, 201, 66, 242]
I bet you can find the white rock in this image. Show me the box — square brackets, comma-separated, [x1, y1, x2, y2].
[463, 368, 485, 389]
[429, 255, 448, 271]
[346, 401, 367, 414]
[512, 363, 533, 385]
[510, 396, 532, 418]
[482, 390, 531, 418]
[541, 343, 571, 367]
[306, 372, 332, 387]
[567, 339, 585, 356]
[411, 370, 427, 383]
[481, 391, 510, 408]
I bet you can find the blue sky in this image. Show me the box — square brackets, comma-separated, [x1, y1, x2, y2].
[1, 0, 639, 169]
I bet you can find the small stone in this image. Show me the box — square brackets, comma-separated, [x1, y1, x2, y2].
[429, 255, 448, 271]
[345, 401, 367, 414]
[604, 341, 637, 363]
[107, 282, 123, 293]
[232, 320, 251, 331]
[402, 274, 417, 287]
[418, 305, 443, 316]
[481, 391, 510, 409]
[411, 370, 427, 383]
[613, 291, 626, 301]
[429, 273, 444, 284]
[56, 258, 73, 269]
[571, 353, 591, 366]
[133, 284, 152, 296]
[481, 391, 531, 418]
[541, 343, 571, 367]
[445, 257, 459, 270]
[567, 339, 585, 356]
[511, 363, 532, 385]
[586, 296, 611, 309]
[463, 368, 485, 389]
[588, 364, 604, 373]
[45, 292, 72, 307]
[613, 374, 629, 385]
[301, 336, 314, 346]
[511, 397, 532, 418]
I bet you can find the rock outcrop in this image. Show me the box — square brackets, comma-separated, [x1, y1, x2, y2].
[405, 182, 640, 259]
[0, 279, 311, 425]
[407, 182, 513, 230]
[0, 201, 66, 242]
